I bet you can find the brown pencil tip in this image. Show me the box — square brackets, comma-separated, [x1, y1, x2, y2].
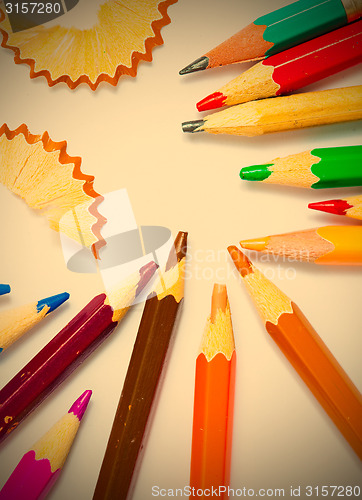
[165, 231, 188, 271]
[136, 261, 158, 296]
[210, 283, 227, 322]
[227, 246, 253, 277]
[179, 56, 210, 75]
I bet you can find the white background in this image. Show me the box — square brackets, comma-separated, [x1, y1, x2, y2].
[0, 0, 361, 498]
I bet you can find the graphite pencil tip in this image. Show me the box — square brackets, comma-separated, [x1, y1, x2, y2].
[182, 120, 205, 133]
[227, 246, 253, 277]
[179, 56, 210, 75]
[0, 284, 11, 296]
[197, 92, 226, 112]
[37, 292, 70, 314]
[210, 283, 227, 322]
[69, 390, 92, 421]
[308, 199, 351, 216]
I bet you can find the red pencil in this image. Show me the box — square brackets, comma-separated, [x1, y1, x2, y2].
[309, 195, 362, 221]
[197, 20, 362, 111]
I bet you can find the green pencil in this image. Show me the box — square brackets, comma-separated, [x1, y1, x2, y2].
[239, 146, 362, 189]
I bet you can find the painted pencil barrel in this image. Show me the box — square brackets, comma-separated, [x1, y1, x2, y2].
[310, 146, 362, 188]
[315, 226, 362, 264]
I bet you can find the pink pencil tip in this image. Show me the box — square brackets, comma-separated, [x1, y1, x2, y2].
[69, 390, 92, 421]
[136, 261, 158, 296]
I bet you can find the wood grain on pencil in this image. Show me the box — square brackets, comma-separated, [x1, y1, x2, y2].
[0, 262, 157, 443]
[228, 246, 362, 459]
[93, 232, 187, 500]
[239, 226, 362, 265]
[197, 21, 362, 111]
[183, 86, 362, 136]
[190, 284, 236, 499]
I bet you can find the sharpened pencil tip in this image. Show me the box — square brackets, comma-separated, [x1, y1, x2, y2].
[69, 390, 92, 421]
[165, 231, 188, 271]
[182, 120, 205, 133]
[227, 246, 253, 277]
[37, 292, 70, 314]
[239, 237, 268, 251]
[0, 284, 11, 296]
[211, 283, 227, 322]
[197, 92, 226, 112]
[136, 261, 159, 296]
[240, 164, 273, 182]
[179, 56, 209, 75]
[308, 199, 351, 216]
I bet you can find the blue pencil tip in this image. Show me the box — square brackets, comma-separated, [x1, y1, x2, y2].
[37, 292, 70, 314]
[0, 284, 11, 296]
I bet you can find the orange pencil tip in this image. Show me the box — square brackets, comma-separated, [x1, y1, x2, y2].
[210, 283, 227, 322]
[239, 236, 268, 251]
[227, 246, 253, 277]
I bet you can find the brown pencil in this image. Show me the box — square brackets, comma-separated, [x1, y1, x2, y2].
[228, 246, 362, 459]
[93, 231, 188, 500]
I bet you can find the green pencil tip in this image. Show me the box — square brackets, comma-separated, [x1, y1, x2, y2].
[239, 164, 274, 182]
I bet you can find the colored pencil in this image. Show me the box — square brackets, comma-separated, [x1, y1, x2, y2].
[309, 195, 362, 220]
[0, 261, 157, 443]
[0, 285, 10, 296]
[239, 226, 362, 265]
[239, 145, 362, 189]
[182, 86, 362, 136]
[197, 21, 362, 111]
[93, 231, 187, 500]
[179, 0, 362, 74]
[0, 390, 91, 500]
[190, 284, 236, 499]
[0, 292, 70, 353]
[228, 246, 362, 459]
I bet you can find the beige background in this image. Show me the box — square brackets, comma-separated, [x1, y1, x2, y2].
[0, 0, 361, 498]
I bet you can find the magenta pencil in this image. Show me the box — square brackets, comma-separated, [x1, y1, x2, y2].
[0, 390, 91, 500]
[0, 261, 157, 443]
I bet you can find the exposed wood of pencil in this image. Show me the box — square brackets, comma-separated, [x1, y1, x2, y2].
[0, 262, 156, 443]
[309, 195, 362, 220]
[239, 226, 362, 265]
[185, 86, 362, 136]
[93, 232, 188, 500]
[228, 246, 362, 459]
[190, 284, 236, 499]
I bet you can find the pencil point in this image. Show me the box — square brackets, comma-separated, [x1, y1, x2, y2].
[0, 284, 11, 296]
[179, 56, 209, 75]
[240, 164, 273, 181]
[308, 199, 351, 216]
[239, 237, 268, 251]
[227, 246, 253, 277]
[182, 120, 205, 133]
[136, 261, 158, 296]
[210, 283, 227, 322]
[197, 92, 226, 112]
[69, 390, 92, 421]
[165, 231, 188, 270]
[37, 292, 70, 314]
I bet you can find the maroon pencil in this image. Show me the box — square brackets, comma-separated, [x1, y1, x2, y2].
[0, 261, 157, 443]
[93, 231, 188, 500]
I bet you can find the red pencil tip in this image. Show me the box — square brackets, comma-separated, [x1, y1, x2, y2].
[69, 390, 92, 421]
[308, 199, 351, 216]
[136, 261, 158, 296]
[197, 92, 227, 112]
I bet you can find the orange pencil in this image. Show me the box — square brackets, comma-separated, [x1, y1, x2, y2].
[239, 226, 362, 265]
[228, 246, 362, 459]
[190, 284, 236, 499]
